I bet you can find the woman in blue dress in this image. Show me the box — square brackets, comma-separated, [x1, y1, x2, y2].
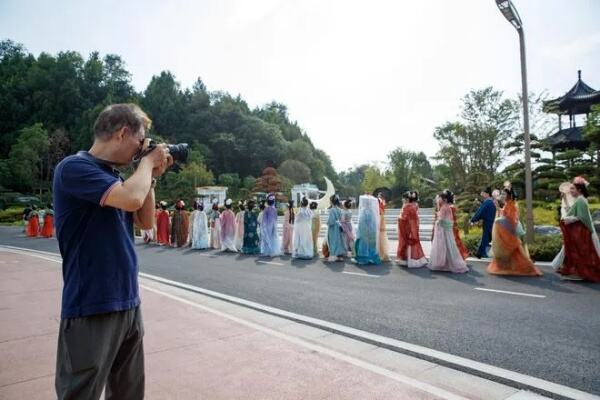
[326, 195, 346, 262]
[354, 194, 381, 265]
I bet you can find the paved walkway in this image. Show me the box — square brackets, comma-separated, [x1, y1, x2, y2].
[0, 248, 550, 400]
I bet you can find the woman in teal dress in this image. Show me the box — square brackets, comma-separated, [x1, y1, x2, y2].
[242, 200, 260, 254]
[326, 195, 346, 261]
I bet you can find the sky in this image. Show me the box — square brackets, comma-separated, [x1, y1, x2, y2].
[1, 0, 599, 172]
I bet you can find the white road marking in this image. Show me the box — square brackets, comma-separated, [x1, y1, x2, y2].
[2, 245, 595, 400]
[141, 283, 469, 400]
[257, 260, 284, 266]
[342, 271, 380, 278]
[474, 288, 546, 299]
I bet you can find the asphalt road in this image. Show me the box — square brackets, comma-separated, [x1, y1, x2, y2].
[2, 226, 599, 396]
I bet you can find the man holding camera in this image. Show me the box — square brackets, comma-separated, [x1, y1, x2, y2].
[53, 103, 171, 399]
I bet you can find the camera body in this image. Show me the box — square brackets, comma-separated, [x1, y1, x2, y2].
[146, 139, 189, 163]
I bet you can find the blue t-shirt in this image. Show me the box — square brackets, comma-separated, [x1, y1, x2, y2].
[53, 151, 139, 319]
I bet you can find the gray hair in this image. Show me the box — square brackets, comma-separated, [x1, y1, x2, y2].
[93, 103, 152, 140]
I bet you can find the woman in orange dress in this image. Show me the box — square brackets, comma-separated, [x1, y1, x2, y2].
[40, 204, 54, 238]
[450, 202, 469, 260]
[487, 188, 542, 276]
[397, 191, 427, 268]
[26, 206, 40, 237]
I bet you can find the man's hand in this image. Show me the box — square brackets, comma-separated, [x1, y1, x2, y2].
[140, 143, 173, 178]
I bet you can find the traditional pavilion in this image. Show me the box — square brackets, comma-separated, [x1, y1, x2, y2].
[543, 70, 600, 152]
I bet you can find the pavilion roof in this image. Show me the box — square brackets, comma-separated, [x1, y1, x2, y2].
[543, 70, 600, 115]
[543, 126, 589, 151]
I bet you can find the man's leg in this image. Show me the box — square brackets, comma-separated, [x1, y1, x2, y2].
[55, 312, 128, 400]
[105, 307, 145, 400]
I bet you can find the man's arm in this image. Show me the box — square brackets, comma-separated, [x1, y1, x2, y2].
[104, 160, 154, 212]
[104, 145, 169, 213]
[133, 185, 155, 230]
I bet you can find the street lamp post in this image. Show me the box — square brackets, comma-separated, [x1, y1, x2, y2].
[495, 0, 534, 244]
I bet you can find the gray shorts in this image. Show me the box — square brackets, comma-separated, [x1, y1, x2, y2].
[55, 306, 144, 400]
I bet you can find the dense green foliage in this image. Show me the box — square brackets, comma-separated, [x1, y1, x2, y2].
[0, 39, 336, 204]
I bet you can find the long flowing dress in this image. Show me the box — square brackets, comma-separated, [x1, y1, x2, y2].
[156, 210, 170, 245]
[451, 206, 469, 259]
[191, 209, 209, 249]
[354, 195, 381, 265]
[281, 209, 294, 254]
[26, 211, 39, 237]
[170, 209, 189, 248]
[293, 207, 314, 259]
[242, 210, 260, 254]
[234, 210, 245, 251]
[260, 205, 281, 257]
[487, 199, 542, 276]
[429, 204, 469, 273]
[311, 210, 321, 257]
[327, 206, 346, 258]
[257, 211, 264, 242]
[207, 209, 221, 249]
[188, 209, 196, 245]
[340, 208, 355, 255]
[220, 209, 237, 252]
[556, 196, 600, 282]
[378, 200, 390, 262]
[470, 198, 496, 258]
[40, 210, 54, 238]
[397, 203, 427, 268]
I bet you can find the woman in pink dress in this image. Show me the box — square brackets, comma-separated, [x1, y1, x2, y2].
[428, 190, 469, 273]
[220, 199, 237, 252]
[234, 201, 245, 251]
[281, 200, 295, 255]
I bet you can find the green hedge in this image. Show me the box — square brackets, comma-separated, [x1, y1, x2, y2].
[528, 235, 562, 262]
[461, 232, 562, 262]
[462, 233, 481, 256]
[0, 207, 24, 224]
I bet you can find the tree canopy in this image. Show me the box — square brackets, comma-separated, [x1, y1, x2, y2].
[0, 39, 338, 204]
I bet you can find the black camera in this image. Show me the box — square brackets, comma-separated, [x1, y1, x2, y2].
[146, 140, 189, 163]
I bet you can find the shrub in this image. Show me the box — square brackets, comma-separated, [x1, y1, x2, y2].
[462, 233, 481, 256]
[460, 230, 562, 262]
[0, 207, 24, 224]
[529, 235, 562, 262]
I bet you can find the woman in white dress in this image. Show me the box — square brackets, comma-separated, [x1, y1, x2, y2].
[191, 202, 209, 249]
[292, 198, 314, 259]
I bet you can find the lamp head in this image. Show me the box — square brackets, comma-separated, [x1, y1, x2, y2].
[495, 0, 522, 30]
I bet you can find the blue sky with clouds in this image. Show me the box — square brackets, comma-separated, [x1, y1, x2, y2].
[1, 0, 599, 171]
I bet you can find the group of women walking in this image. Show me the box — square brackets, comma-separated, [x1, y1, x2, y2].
[23, 204, 54, 238]
[141, 175, 599, 283]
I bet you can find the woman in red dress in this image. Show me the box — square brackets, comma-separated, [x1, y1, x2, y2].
[26, 206, 40, 237]
[156, 201, 171, 246]
[556, 177, 600, 282]
[397, 191, 427, 268]
[40, 204, 54, 238]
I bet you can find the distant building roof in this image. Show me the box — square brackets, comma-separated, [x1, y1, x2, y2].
[291, 183, 319, 191]
[544, 126, 589, 151]
[196, 186, 228, 193]
[543, 70, 600, 115]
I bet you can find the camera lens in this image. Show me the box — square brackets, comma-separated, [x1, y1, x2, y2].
[167, 143, 189, 163]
